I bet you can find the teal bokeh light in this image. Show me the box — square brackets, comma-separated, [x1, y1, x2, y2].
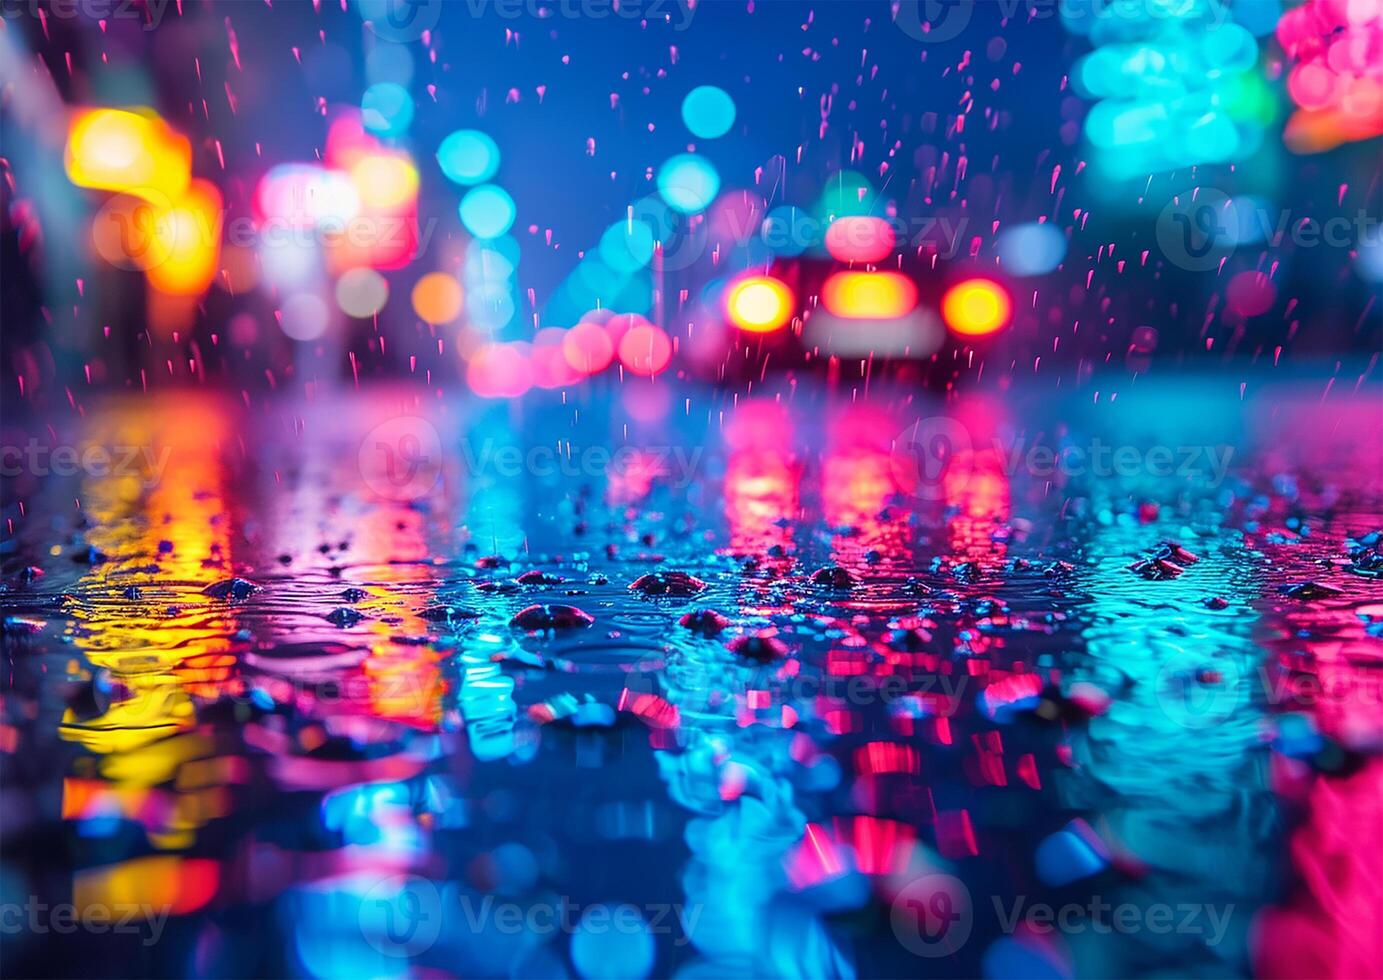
[598, 219, 656, 273]
[437, 130, 500, 186]
[460, 185, 517, 240]
[657, 154, 720, 214]
[361, 82, 414, 137]
[681, 85, 736, 139]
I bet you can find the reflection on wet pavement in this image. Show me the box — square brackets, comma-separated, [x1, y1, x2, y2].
[2, 376, 1380, 978]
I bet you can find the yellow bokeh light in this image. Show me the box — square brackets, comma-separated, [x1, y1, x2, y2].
[820, 271, 917, 320]
[66, 108, 191, 201]
[726, 275, 794, 333]
[143, 180, 224, 296]
[411, 271, 464, 324]
[350, 152, 419, 211]
[942, 278, 1012, 336]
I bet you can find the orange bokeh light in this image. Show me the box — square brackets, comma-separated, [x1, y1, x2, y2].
[411, 272, 464, 324]
[942, 279, 1012, 336]
[820, 271, 917, 320]
[725, 275, 794, 333]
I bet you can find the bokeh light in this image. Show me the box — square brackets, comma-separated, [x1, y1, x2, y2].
[467, 342, 532, 398]
[335, 268, 389, 318]
[562, 321, 616, 374]
[142, 179, 223, 296]
[531, 328, 582, 389]
[65, 107, 191, 201]
[437, 130, 501, 186]
[656, 154, 720, 214]
[599, 219, 656, 273]
[460, 184, 517, 239]
[942, 279, 1012, 336]
[815, 170, 876, 222]
[821, 271, 917, 320]
[617, 322, 673, 376]
[1225, 271, 1277, 318]
[762, 205, 812, 257]
[824, 216, 896, 264]
[279, 291, 331, 342]
[360, 82, 414, 137]
[1279, 0, 1383, 151]
[725, 275, 794, 333]
[681, 85, 736, 139]
[570, 904, 654, 980]
[349, 153, 419, 211]
[365, 44, 414, 85]
[1070, 8, 1267, 179]
[256, 164, 360, 227]
[995, 222, 1067, 276]
[411, 271, 464, 324]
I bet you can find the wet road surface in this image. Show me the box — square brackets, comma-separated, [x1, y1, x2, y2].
[2, 373, 1380, 978]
